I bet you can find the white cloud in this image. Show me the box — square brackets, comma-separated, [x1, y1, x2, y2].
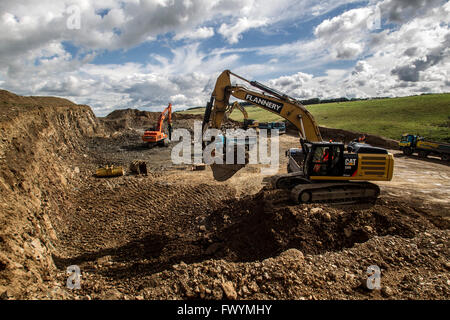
[314, 7, 373, 38]
[173, 26, 214, 41]
[0, 44, 239, 115]
[240, 0, 449, 98]
[264, 69, 350, 100]
[218, 17, 268, 44]
[0, 0, 448, 116]
[1, 0, 359, 58]
[336, 42, 364, 59]
[216, 0, 361, 44]
[378, 0, 445, 23]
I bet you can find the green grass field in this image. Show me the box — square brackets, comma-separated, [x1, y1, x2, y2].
[179, 94, 450, 142]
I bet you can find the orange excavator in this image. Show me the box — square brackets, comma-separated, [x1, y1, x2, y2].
[142, 103, 172, 147]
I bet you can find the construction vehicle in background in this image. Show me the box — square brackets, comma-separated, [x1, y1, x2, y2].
[226, 101, 285, 133]
[95, 165, 124, 177]
[258, 121, 286, 134]
[225, 101, 259, 129]
[202, 70, 394, 203]
[399, 134, 450, 161]
[142, 103, 172, 147]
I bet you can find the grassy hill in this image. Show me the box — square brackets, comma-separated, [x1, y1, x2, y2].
[178, 93, 450, 142]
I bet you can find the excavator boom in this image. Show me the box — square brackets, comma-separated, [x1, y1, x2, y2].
[156, 103, 172, 132]
[204, 70, 321, 141]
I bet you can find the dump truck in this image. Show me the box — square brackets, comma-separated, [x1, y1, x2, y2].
[399, 134, 450, 161]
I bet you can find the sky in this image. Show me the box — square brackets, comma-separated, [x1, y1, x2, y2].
[0, 0, 449, 116]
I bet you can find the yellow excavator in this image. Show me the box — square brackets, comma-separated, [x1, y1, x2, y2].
[202, 70, 394, 203]
[225, 101, 259, 129]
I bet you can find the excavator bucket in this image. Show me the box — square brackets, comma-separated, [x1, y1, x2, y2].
[95, 165, 124, 177]
[210, 163, 245, 181]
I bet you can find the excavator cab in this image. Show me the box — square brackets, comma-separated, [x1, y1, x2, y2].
[304, 142, 345, 177]
[400, 134, 416, 146]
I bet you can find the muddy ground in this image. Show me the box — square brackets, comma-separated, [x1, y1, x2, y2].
[0, 94, 449, 300]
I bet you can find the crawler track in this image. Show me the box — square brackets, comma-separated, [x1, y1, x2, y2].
[271, 172, 380, 204]
[290, 182, 379, 204]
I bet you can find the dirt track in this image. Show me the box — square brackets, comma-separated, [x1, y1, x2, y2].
[0, 95, 448, 300]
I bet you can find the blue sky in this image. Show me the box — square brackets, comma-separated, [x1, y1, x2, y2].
[90, 1, 368, 78]
[0, 0, 448, 115]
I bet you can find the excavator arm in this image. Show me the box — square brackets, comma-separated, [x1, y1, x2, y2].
[203, 70, 322, 142]
[142, 103, 172, 145]
[156, 103, 172, 133]
[225, 101, 249, 122]
[224, 101, 259, 129]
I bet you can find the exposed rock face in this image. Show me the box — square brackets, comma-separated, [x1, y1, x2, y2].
[0, 90, 103, 299]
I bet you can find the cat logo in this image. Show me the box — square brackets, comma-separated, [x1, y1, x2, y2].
[345, 158, 356, 166]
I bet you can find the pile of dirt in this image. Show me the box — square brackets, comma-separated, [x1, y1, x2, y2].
[284, 121, 399, 149]
[99, 108, 160, 132]
[318, 126, 399, 149]
[99, 108, 203, 133]
[0, 90, 76, 110]
[172, 113, 203, 121]
[138, 228, 448, 300]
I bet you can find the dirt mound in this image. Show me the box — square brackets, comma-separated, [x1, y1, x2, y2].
[318, 126, 399, 149]
[104, 108, 152, 120]
[172, 113, 203, 120]
[99, 108, 159, 132]
[99, 108, 203, 133]
[205, 189, 438, 260]
[137, 229, 448, 300]
[0, 90, 76, 108]
[284, 121, 398, 149]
